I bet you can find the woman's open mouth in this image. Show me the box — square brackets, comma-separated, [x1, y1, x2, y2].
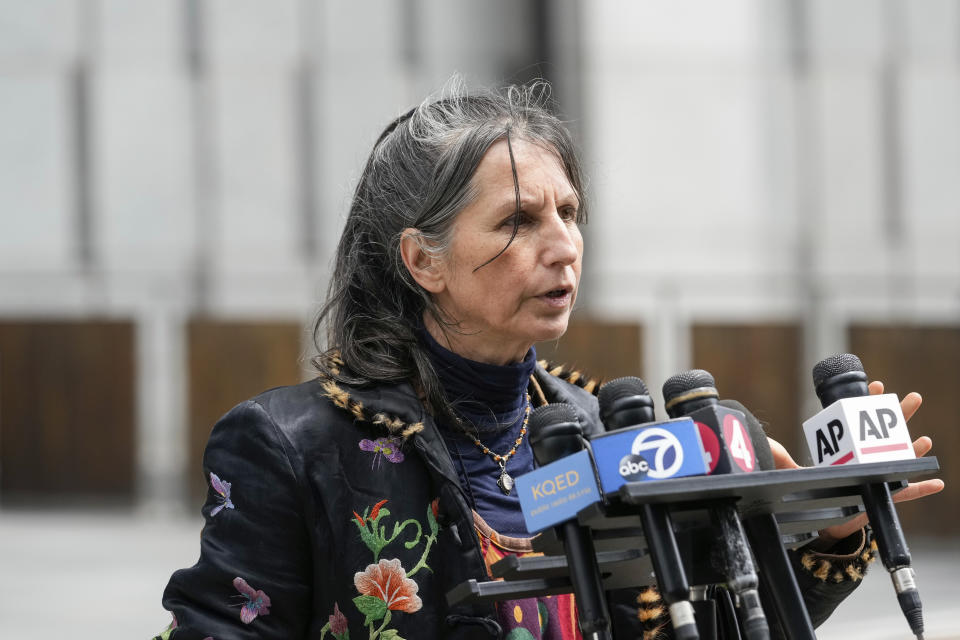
[539, 287, 572, 308]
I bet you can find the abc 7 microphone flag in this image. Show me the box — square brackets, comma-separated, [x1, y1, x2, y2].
[590, 417, 709, 494]
[590, 413, 758, 494]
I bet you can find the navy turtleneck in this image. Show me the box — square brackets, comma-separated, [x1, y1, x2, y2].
[419, 327, 537, 537]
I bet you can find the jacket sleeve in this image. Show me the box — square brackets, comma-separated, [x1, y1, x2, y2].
[161, 400, 313, 639]
[777, 527, 877, 632]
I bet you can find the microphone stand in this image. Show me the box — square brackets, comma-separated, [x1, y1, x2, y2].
[742, 513, 816, 640]
[637, 503, 699, 640]
[559, 519, 613, 640]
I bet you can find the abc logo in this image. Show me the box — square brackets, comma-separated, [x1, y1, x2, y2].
[619, 454, 650, 481]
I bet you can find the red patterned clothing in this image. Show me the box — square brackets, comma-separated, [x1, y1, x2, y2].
[474, 512, 583, 640]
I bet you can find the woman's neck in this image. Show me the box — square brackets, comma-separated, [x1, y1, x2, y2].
[418, 321, 536, 431]
[422, 313, 530, 366]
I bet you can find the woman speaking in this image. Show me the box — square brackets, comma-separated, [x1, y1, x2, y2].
[157, 82, 939, 640]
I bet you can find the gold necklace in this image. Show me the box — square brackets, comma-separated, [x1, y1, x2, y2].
[463, 394, 531, 495]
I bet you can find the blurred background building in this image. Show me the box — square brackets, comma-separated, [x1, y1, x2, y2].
[0, 1, 957, 638]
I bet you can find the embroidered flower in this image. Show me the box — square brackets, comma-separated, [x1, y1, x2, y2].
[358, 436, 404, 468]
[329, 602, 349, 635]
[155, 614, 177, 640]
[209, 472, 234, 516]
[354, 558, 422, 613]
[353, 499, 388, 527]
[369, 499, 388, 521]
[233, 577, 271, 623]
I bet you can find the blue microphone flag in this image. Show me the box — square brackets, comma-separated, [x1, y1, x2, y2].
[516, 449, 601, 534]
[590, 417, 710, 495]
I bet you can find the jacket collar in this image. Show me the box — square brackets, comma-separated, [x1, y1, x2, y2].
[317, 376, 462, 487]
[316, 362, 603, 487]
[318, 362, 602, 438]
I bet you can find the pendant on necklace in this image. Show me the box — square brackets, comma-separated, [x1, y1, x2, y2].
[497, 462, 514, 495]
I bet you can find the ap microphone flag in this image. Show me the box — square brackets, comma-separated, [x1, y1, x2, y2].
[803, 353, 924, 639]
[802, 357, 915, 466]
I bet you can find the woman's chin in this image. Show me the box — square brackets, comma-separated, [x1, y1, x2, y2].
[529, 316, 572, 344]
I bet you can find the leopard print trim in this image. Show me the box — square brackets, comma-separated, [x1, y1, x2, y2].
[318, 378, 424, 437]
[537, 359, 601, 396]
[319, 360, 599, 439]
[799, 529, 877, 583]
[636, 586, 670, 639]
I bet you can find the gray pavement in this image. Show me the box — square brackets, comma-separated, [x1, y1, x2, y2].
[1, 509, 201, 640]
[1, 510, 956, 639]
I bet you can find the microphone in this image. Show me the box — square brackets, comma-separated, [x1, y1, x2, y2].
[527, 403, 611, 640]
[662, 370, 770, 640]
[596, 377, 700, 640]
[802, 354, 924, 639]
[721, 398, 818, 640]
[716, 400, 774, 473]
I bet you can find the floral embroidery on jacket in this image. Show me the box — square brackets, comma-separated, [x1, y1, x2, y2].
[209, 472, 234, 516]
[233, 576, 271, 623]
[355, 558, 423, 612]
[352, 499, 436, 569]
[152, 614, 214, 640]
[320, 602, 351, 639]
[339, 499, 438, 639]
[152, 614, 177, 640]
[359, 436, 405, 468]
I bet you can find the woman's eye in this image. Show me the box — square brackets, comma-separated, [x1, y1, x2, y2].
[501, 213, 531, 228]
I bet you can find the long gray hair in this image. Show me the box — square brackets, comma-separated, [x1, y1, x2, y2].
[312, 81, 587, 427]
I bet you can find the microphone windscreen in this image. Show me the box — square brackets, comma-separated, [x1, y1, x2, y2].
[528, 403, 580, 434]
[718, 399, 775, 471]
[597, 376, 649, 409]
[812, 353, 864, 388]
[528, 403, 583, 465]
[662, 369, 716, 405]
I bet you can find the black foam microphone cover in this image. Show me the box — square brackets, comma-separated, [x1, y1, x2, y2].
[598, 376, 655, 431]
[718, 399, 775, 472]
[528, 403, 583, 464]
[812, 353, 870, 407]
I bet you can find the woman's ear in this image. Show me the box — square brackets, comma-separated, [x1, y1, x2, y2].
[399, 228, 445, 293]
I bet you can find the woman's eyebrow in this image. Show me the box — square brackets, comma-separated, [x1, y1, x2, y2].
[513, 191, 546, 211]
[492, 194, 531, 214]
[495, 189, 578, 214]
[558, 192, 581, 208]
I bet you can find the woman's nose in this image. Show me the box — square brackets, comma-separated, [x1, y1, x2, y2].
[542, 213, 580, 267]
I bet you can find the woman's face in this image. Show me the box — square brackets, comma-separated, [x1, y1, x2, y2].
[426, 137, 583, 365]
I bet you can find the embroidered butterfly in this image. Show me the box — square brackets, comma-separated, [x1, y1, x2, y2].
[209, 472, 235, 516]
[358, 436, 404, 469]
[233, 577, 271, 623]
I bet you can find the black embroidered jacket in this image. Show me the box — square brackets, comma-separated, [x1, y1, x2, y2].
[158, 364, 875, 640]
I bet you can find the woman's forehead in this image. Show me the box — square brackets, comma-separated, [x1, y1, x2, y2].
[472, 138, 576, 203]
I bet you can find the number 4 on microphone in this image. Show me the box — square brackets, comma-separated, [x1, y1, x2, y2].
[725, 416, 755, 471]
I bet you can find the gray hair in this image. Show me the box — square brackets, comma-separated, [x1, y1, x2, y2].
[312, 81, 587, 427]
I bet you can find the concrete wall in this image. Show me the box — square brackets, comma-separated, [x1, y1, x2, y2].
[0, 0, 538, 512]
[580, 0, 960, 418]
